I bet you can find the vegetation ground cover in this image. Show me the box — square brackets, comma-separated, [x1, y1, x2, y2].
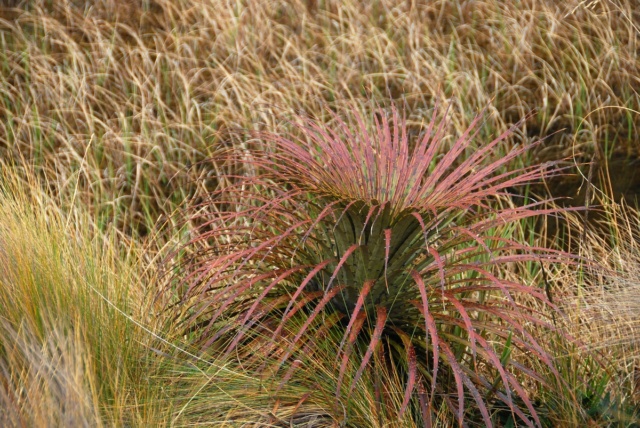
[1, 0, 639, 426]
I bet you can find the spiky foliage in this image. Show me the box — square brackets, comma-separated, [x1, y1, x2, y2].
[171, 105, 575, 426]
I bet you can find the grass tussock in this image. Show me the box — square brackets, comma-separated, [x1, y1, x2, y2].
[0, 171, 164, 426]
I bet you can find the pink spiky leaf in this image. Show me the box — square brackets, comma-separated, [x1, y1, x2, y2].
[349, 306, 388, 394]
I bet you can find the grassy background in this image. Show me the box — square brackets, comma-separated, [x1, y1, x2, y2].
[0, 0, 639, 426]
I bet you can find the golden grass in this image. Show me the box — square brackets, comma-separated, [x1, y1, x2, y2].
[565, 198, 640, 398]
[0, 169, 167, 426]
[1, 0, 638, 238]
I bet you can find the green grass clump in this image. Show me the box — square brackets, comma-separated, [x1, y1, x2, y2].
[0, 171, 166, 426]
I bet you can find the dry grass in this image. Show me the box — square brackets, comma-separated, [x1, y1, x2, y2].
[566, 198, 640, 399]
[0, 325, 104, 427]
[1, 0, 639, 238]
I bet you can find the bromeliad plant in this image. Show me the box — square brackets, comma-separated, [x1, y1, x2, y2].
[172, 104, 571, 426]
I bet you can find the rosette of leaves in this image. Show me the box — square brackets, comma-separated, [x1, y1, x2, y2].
[172, 105, 571, 427]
